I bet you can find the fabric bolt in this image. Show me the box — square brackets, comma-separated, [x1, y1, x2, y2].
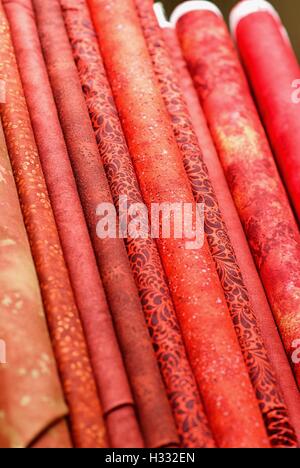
[162, 22, 300, 444]
[3, 0, 141, 449]
[61, 0, 215, 449]
[0, 121, 68, 448]
[32, 0, 177, 449]
[232, 6, 300, 222]
[175, 8, 300, 391]
[88, 0, 270, 449]
[30, 420, 72, 449]
[0, 3, 106, 448]
[135, 0, 297, 448]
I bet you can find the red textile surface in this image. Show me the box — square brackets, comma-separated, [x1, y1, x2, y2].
[88, 0, 270, 449]
[3, 0, 141, 448]
[176, 9, 300, 391]
[32, 0, 177, 448]
[0, 3, 106, 448]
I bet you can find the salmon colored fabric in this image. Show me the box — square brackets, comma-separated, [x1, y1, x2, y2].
[0, 3, 106, 448]
[88, 0, 270, 449]
[32, 0, 177, 449]
[175, 9, 300, 390]
[31, 421, 72, 449]
[234, 8, 300, 222]
[61, 0, 214, 448]
[3, 0, 141, 449]
[0, 121, 68, 448]
[162, 23, 300, 444]
[134, 0, 296, 448]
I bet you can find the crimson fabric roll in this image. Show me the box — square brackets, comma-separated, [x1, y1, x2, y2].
[32, 0, 177, 449]
[231, 1, 300, 222]
[175, 7, 300, 390]
[3, 0, 141, 449]
[162, 21, 300, 443]
[136, 0, 297, 448]
[0, 121, 68, 448]
[61, 0, 214, 448]
[88, 0, 270, 449]
[0, 4, 107, 448]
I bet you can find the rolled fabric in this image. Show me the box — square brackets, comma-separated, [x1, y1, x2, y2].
[160, 15, 300, 444]
[32, 0, 177, 449]
[61, 0, 215, 449]
[0, 4, 106, 448]
[30, 421, 72, 449]
[0, 122, 68, 448]
[173, 3, 300, 390]
[88, 0, 269, 449]
[230, 0, 300, 222]
[136, 0, 297, 448]
[3, 0, 142, 449]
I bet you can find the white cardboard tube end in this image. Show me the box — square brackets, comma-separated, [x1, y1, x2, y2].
[230, 0, 280, 36]
[170, 1, 223, 27]
[153, 2, 172, 28]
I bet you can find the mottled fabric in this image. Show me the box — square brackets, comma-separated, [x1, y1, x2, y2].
[0, 121, 68, 448]
[0, 3, 106, 448]
[176, 10, 300, 391]
[135, 0, 297, 448]
[61, 0, 214, 448]
[163, 23, 300, 444]
[235, 9, 300, 223]
[88, 0, 270, 449]
[32, 0, 177, 449]
[3, 0, 141, 448]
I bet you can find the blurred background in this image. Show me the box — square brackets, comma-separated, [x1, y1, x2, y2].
[157, 0, 300, 59]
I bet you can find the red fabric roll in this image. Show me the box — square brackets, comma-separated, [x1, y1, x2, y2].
[32, 0, 177, 449]
[175, 8, 300, 390]
[232, 2, 300, 222]
[0, 3, 106, 448]
[88, 0, 270, 449]
[136, 0, 297, 448]
[162, 22, 300, 444]
[3, 0, 141, 449]
[61, 0, 214, 449]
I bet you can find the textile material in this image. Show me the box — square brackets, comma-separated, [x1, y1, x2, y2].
[134, 0, 297, 448]
[32, 0, 178, 449]
[162, 24, 300, 443]
[88, 0, 270, 449]
[0, 3, 107, 448]
[0, 121, 68, 448]
[3, 0, 141, 448]
[175, 9, 300, 389]
[234, 8, 300, 222]
[30, 420, 72, 449]
[61, 0, 214, 449]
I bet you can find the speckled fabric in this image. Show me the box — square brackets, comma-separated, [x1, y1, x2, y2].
[32, 0, 177, 449]
[135, 0, 297, 449]
[88, 0, 270, 449]
[0, 3, 106, 448]
[3, 0, 141, 449]
[176, 10, 300, 391]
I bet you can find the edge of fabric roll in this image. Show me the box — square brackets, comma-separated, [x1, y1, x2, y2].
[170, 1, 222, 26]
[153, 2, 171, 28]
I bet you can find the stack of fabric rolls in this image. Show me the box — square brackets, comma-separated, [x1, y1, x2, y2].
[0, 0, 299, 449]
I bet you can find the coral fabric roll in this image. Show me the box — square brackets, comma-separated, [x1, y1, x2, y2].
[32, 0, 177, 449]
[0, 4, 106, 448]
[30, 421, 72, 449]
[61, 0, 214, 449]
[175, 8, 300, 389]
[162, 22, 300, 444]
[232, 3, 300, 222]
[0, 122, 68, 448]
[3, 0, 141, 449]
[88, 0, 269, 449]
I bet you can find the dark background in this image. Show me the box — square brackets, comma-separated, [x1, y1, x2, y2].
[157, 0, 300, 59]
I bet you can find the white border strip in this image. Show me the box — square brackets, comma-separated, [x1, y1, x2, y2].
[153, 2, 172, 28]
[170, 1, 222, 27]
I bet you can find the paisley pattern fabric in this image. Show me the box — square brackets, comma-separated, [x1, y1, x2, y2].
[176, 9, 300, 444]
[61, 0, 215, 448]
[0, 3, 107, 448]
[135, 0, 298, 448]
